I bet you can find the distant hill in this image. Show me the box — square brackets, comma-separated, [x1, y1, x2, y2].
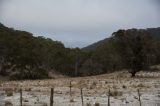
[1, 23, 160, 80]
[83, 27, 160, 51]
[82, 38, 110, 51]
[0, 23, 84, 80]
[147, 27, 160, 39]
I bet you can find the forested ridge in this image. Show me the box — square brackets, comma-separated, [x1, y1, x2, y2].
[0, 23, 160, 80]
[0, 23, 86, 79]
[83, 27, 160, 51]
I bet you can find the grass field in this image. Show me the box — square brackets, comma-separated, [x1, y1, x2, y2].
[0, 71, 160, 106]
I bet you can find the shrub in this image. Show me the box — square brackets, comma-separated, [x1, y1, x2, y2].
[122, 85, 127, 89]
[110, 90, 122, 97]
[5, 101, 13, 106]
[86, 103, 91, 106]
[70, 99, 74, 102]
[95, 102, 100, 106]
[5, 90, 13, 96]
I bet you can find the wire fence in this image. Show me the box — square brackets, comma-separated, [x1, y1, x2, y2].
[0, 86, 160, 106]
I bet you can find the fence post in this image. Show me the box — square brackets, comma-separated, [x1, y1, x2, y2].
[20, 89, 22, 106]
[108, 89, 110, 106]
[69, 81, 72, 97]
[50, 88, 54, 106]
[138, 89, 142, 106]
[80, 88, 84, 106]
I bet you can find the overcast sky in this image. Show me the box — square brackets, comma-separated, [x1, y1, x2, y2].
[0, 0, 160, 48]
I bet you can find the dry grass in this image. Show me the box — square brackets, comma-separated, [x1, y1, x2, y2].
[5, 101, 13, 106]
[0, 71, 160, 106]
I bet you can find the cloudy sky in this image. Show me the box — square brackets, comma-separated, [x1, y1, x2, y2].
[0, 0, 160, 48]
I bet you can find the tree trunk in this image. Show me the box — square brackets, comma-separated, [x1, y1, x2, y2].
[131, 72, 136, 77]
[75, 61, 78, 76]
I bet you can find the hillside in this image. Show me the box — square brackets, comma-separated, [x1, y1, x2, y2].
[83, 28, 160, 51]
[147, 27, 160, 39]
[1, 23, 160, 80]
[0, 23, 84, 80]
[82, 38, 110, 51]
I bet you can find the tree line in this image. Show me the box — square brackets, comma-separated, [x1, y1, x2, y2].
[0, 23, 160, 80]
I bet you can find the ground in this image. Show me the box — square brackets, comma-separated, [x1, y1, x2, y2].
[0, 70, 160, 106]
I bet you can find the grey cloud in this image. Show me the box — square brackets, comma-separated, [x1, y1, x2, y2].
[0, 0, 160, 48]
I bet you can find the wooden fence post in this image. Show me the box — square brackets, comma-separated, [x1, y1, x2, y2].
[50, 88, 54, 106]
[138, 89, 142, 106]
[108, 89, 110, 106]
[20, 89, 22, 106]
[69, 81, 72, 97]
[80, 88, 84, 106]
